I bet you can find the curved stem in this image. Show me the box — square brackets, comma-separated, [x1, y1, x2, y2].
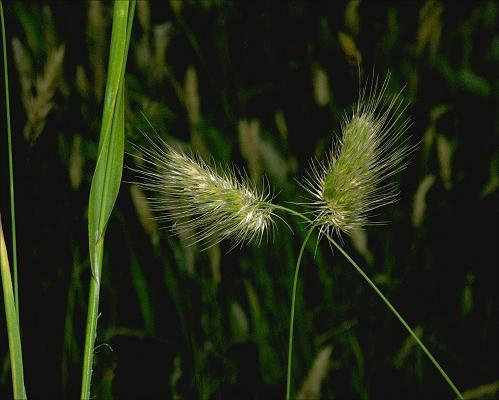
[324, 234, 463, 399]
[271, 203, 310, 222]
[270, 203, 463, 400]
[286, 224, 316, 400]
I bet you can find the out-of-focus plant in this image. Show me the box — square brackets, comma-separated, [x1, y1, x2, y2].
[1, 1, 26, 397]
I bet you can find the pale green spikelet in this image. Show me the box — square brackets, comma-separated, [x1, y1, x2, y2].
[302, 73, 413, 238]
[130, 133, 275, 248]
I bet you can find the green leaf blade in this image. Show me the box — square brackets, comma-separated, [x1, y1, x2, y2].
[87, 2, 130, 280]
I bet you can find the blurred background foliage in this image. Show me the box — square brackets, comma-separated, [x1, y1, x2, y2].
[0, 0, 497, 398]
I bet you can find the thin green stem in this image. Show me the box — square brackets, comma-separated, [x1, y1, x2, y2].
[286, 224, 316, 400]
[269, 203, 463, 399]
[81, 241, 103, 399]
[271, 203, 310, 222]
[1, 0, 18, 319]
[324, 234, 463, 399]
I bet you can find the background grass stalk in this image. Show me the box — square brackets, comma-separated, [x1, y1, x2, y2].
[0, 214, 26, 398]
[81, 2, 135, 398]
[1, 0, 19, 318]
[270, 204, 463, 399]
[1, 3, 25, 397]
[286, 224, 316, 400]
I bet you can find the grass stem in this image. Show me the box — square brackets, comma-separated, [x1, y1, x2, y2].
[269, 203, 463, 399]
[81, 240, 104, 398]
[286, 224, 315, 400]
[1, 0, 19, 319]
[81, 2, 135, 398]
[324, 234, 463, 399]
[1, 3, 25, 398]
[0, 213, 25, 398]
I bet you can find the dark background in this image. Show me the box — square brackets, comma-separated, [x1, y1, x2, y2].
[0, 1, 497, 399]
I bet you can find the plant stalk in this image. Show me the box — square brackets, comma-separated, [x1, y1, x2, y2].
[286, 224, 316, 400]
[269, 203, 463, 400]
[0, 213, 25, 399]
[1, 3, 25, 398]
[80, 240, 103, 399]
[81, 2, 135, 398]
[325, 233, 463, 399]
[1, 0, 19, 319]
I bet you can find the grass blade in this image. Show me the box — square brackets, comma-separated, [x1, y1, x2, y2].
[0, 213, 25, 398]
[1, 0, 18, 316]
[81, 2, 135, 398]
[88, 4, 129, 282]
[1, 2, 25, 398]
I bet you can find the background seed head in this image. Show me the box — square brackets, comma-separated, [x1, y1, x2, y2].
[303, 74, 413, 238]
[131, 134, 275, 249]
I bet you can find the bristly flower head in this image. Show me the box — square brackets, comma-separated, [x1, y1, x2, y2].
[302, 73, 413, 238]
[130, 134, 275, 249]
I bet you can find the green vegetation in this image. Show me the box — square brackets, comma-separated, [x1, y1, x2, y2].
[82, 2, 135, 398]
[0, 1, 497, 399]
[1, 1, 25, 397]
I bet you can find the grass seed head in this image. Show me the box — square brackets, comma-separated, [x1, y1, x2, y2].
[131, 134, 275, 249]
[302, 73, 413, 238]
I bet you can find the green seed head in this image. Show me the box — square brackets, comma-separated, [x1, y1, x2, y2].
[303, 74, 412, 237]
[131, 134, 275, 249]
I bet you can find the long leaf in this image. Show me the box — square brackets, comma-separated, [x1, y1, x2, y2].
[88, 2, 129, 283]
[0, 213, 25, 398]
[81, 1, 135, 398]
[1, 0, 18, 315]
[1, 1, 25, 398]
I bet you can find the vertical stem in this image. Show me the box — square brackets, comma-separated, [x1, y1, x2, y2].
[80, 240, 103, 399]
[286, 225, 316, 400]
[1, 0, 19, 318]
[1, 3, 25, 398]
[81, 2, 134, 397]
[270, 204, 462, 399]
[0, 214, 25, 398]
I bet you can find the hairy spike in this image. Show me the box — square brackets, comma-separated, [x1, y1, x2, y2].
[302, 73, 413, 237]
[130, 133, 275, 249]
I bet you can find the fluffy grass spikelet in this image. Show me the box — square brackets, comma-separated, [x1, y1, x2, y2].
[131, 134, 275, 248]
[303, 74, 412, 237]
